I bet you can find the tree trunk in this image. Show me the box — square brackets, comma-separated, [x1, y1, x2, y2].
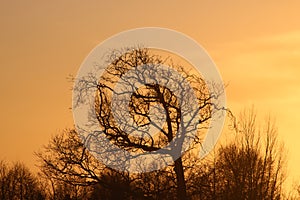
[174, 157, 187, 200]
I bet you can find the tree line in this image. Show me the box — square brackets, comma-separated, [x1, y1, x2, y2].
[2, 111, 298, 199]
[1, 48, 299, 199]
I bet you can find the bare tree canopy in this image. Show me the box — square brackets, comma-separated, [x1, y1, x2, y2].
[71, 47, 227, 199]
[0, 161, 45, 200]
[189, 109, 286, 200]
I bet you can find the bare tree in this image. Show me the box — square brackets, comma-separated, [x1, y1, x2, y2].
[36, 129, 145, 199]
[188, 109, 286, 200]
[74, 47, 223, 199]
[0, 161, 45, 200]
[37, 47, 224, 199]
[36, 129, 109, 199]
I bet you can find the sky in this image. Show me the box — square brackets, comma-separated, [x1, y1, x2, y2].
[0, 0, 300, 189]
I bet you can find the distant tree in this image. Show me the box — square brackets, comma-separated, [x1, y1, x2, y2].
[188, 109, 286, 200]
[36, 129, 103, 199]
[36, 129, 145, 199]
[0, 161, 45, 200]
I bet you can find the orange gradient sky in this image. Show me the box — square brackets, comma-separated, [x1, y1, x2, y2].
[0, 0, 300, 188]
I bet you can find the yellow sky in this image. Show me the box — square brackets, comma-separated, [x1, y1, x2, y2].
[0, 0, 300, 188]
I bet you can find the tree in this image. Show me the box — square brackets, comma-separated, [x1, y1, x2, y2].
[36, 129, 144, 199]
[73, 47, 223, 199]
[0, 161, 45, 200]
[38, 47, 224, 199]
[36, 129, 106, 199]
[187, 109, 286, 200]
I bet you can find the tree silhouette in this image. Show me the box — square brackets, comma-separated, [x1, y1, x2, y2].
[36, 129, 145, 199]
[0, 161, 45, 200]
[214, 113, 285, 199]
[72, 47, 224, 199]
[187, 109, 286, 200]
[36, 47, 225, 199]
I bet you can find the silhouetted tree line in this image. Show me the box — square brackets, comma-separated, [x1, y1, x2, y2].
[33, 109, 288, 200]
[0, 108, 299, 200]
[1, 48, 299, 199]
[1, 110, 299, 199]
[0, 161, 46, 199]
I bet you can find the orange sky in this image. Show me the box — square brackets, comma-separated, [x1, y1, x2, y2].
[0, 0, 300, 189]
